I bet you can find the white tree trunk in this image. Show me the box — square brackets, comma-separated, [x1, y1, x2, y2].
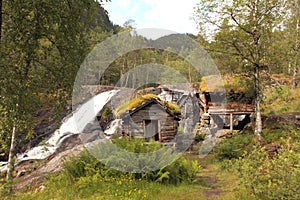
[252, 0, 263, 136]
[292, 66, 297, 88]
[255, 66, 263, 136]
[6, 122, 17, 182]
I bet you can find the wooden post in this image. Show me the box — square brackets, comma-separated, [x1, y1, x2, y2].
[230, 113, 233, 133]
[158, 120, 161, 142]
[204, 93, 208, 113]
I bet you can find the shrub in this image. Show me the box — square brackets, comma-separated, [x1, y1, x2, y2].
[261, 126, 300, 145]
[62, 138, 200, 185]
[159, 156, 200, 185]
[194, 134, 205, 142]
[33, 138, 201, 199]
[237, 143, 300, 200]
[213, 132, 254, 160]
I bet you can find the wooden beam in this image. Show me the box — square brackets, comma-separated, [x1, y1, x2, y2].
[230, 113, 233, 133]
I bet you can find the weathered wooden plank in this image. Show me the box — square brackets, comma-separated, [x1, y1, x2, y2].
[122, 100, 179, 142]
[161, 133, 176, 137]
[161, 125, 176, 129]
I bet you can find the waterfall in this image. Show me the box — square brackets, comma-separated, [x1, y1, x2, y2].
[16, 90, 119, 161]
[104, 119, 123, 136]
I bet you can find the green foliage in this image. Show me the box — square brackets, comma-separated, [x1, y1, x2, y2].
[263, 86, 300, 114]
[88, 138, 199, 184]
[195, 0, 285, 72]
[160, 157, 200, 185]
[102, 107, 113, 118]
[0, 0, 116, 161]
[0, 180, 14, 199]
[102, 46, 203, 87]
[194, 134, 205, 142]
[31, 171, 149, 200]
[261, 126, 300, 153]
[18, 139, 200, 199]
[62, 151, 108, 180]
[161, 59, 202, 84]
[213, 132, 254, 160]
[112, 137, 161, 153]
[163, 101, 182, 116]
[61, 138, 200, 185]
[237, 143, 300, 200]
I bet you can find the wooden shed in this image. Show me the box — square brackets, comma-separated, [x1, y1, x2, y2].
[120, 96, 181, 142]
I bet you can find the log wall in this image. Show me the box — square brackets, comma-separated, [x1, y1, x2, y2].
[124, 102, 178, 142]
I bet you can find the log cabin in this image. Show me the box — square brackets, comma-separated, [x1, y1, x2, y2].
[118, 95, 181, 142]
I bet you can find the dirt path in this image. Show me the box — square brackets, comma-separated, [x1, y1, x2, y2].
[197, 157, 238, 199]
[201, 164, 225, 199]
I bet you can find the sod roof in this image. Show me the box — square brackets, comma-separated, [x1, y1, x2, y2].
[114, 94, 181, 118]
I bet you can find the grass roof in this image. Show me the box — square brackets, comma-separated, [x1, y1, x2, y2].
[114, 94, 181, 118]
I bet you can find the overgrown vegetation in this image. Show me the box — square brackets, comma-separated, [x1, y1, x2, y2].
[214, 126, 300, 199]
[8, 138, 200, 199]
[262, 86, 300, 114]
[237, 143, 300, 200]
[213, 131, 254, 160]
[89, 138, 199, 185]
[114, 94, 181, 117]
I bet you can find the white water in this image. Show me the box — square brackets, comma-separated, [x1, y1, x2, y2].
[104, 119, 123, 135]
[16, 90, 119, 162]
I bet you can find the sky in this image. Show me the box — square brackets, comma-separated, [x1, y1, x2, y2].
[102, 0, 200, 35]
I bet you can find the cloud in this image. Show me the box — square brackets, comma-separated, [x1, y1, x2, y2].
[102, 0, 199, 35]
[141, 0, 199, 34]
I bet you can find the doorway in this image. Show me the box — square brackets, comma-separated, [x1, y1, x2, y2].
[144, 120, 160, 141]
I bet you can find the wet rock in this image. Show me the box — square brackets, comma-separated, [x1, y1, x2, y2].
[80, 131, 105, 144]
[82, 120, 102, 133]
[56, 134, 81, 153]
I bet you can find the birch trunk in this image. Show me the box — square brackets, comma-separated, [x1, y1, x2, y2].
[6, 122, 17, 184]
[255, 66, 262, 135]
[292, 66, 297, 88]
[252, 0, 263, 136]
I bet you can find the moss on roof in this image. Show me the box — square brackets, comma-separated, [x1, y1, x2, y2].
[115, 94, 181, 118]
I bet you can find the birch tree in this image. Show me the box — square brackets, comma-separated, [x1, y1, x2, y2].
[0, 0, 114, 191]
[195, 0, 285, 135]
[288, 0, 300, 88]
